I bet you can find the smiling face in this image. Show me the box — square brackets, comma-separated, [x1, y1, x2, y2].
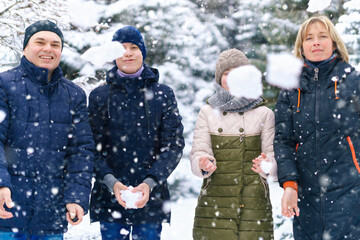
[115, 43, 143, 74]
[302, 22, 335, 62]
[23, 31, 62, 77]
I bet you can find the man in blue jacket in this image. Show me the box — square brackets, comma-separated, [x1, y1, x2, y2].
[89, 26, 184, 240]
[0, 20, 94, 239]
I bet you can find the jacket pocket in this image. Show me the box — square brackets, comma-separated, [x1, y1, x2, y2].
[346, 136, 360, 173]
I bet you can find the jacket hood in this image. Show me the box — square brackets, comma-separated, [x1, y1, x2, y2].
[106, 63, 159, 91]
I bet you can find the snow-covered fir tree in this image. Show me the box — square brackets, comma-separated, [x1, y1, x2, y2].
[337, 0, 360, 67]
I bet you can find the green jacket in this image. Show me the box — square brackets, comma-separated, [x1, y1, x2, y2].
[191, 105, 275, 240]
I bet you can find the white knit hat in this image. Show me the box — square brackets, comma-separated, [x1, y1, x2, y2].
[215, 49, 249, 85]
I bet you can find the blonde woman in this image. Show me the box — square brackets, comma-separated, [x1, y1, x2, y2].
[275, 15, 360, 239]
[190, 49, 277, 240]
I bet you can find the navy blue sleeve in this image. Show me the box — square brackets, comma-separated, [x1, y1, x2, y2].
[88, 88, 115, 181]
[146, 86, 184, 184]
[64, 89, 95, 213]
[274, 90, 299, 187]
[0, 77, 11, 189]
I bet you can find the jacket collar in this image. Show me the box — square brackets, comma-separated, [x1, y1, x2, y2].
[304, 53, 337, 69]
[300, 57, 338, 92]
[20, 56, 63, 86]
[299, 57, 354, 93]
[106, 63, 159, 92]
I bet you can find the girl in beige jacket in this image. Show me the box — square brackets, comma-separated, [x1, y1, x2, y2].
[190, 49, 277, 240]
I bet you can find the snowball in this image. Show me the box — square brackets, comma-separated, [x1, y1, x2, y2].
[319, 175, 330, 187]
[266, 52, 302, 90]
[323, 232, 331, 240]
[162, 201, 171, 214]
[227, 65, 263, 99]
[307, 0, 331, 13]
[26, 147, 34, 154]
[120, 228, 130, 235]
[111, 211, 122, 219]
[81, 41, 126, 69]
[51, 187, 59, 195]
[0, 110, 6, 123]
[261, 160, 273, 175]
[96, 143, 102, 152]
[120, 186, 142, 209]
[145, 89, 154, 100]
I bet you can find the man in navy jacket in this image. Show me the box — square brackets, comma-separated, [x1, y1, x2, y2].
[89, 26, 184, 240]
[0, 20, 94, 239]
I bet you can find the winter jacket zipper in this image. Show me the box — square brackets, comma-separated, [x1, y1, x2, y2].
[314, 68, 319, 81]
[314, 67, 325, 233]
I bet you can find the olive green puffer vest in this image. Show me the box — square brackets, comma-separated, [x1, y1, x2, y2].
[193, 135, 273, 240]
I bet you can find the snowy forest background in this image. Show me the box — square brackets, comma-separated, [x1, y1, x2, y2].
[0, 0, 360, 239]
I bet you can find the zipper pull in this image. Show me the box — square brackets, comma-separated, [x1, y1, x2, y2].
[314, 68, 319, 81]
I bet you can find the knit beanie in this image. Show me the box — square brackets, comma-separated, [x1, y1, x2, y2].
[112, 26, 147, 60]
[23, 20, 64, 50]
[215, 49, 249, 85]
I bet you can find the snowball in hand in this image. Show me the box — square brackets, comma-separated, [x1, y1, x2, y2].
[120, 186, 142, 209]
[80, 41, 126, 68]
[260, 160, 273, 175]
[266, 52, 302, 90]
[227, 65, 263, 99]
[307, 0, 331, 13]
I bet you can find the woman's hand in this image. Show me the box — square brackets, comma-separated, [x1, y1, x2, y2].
[199, 156, 217, 173]
[281, 187, 300, 218]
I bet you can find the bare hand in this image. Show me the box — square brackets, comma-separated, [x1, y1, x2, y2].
[0, 187, 13, 219]
[66, 203, 84, 225]
[251, 153, 270, 174]
[113, 182, 128, 208]
[133, 183, 150, 209]
[281, 187, 300, 218]
[199, 156, 216, 173]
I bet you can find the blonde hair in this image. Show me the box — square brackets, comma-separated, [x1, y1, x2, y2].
[294, 15, 349, 63]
